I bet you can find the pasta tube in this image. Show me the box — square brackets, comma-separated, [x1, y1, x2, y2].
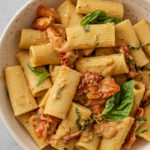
[57, 0, 83, 27]
[66, 23, 115, 49]
[5, 66, 38, 116]
[116, 19, 148, 67]
[51, 103, 91, 150]
[19, 29, 49, 49]
[95, 47, 115, 56]
[44, 66, 81, 119]
[130, 81, 145, 117]
[75, 130, 100, 150]
[76, 53, 129, 77]
[49, 65, 61, 83]
[39, 88, 51, 108]
[137, 105, 150, 141]
[76, 0, 124, 18]
[16, 51, 52, 97]
[98, 117, 134, 150]
[30, 43, 60, 67]
[134, 20, 150, 56]
[17, 112, 48, 149]
[83, 49, 94, 56]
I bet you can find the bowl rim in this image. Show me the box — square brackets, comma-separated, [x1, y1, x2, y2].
[0, 1, 35, 149]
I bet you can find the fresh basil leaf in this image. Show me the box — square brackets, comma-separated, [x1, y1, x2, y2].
[136, 128, 150, 135]
[28, 64, 50, 86]
[75, 108, 90, 130]
[64, 148, 68, 150]
[83, 24, 90, 32]
[128, 43, 150, 50]
[95, 41, 99, 49]
[80, 10, 108, 26]
[97, 18, 122, 24]
[101, 80, 134, 122]
[80, 10, 121, 28]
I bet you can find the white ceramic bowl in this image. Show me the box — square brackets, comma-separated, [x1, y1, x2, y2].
[0, 0, 150, 150]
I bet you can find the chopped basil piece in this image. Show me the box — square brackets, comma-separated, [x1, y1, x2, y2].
[142, 67, 150, 71]
[92, 114, 101, 124]
[75, 108, 90, 130]
[34, 113, 40, 117]
[136, 128, 150, 135]
[95, 41, 99, 49]
[134, 117, 147, 132]
[27, 64, 50, 86]
[83, 24, 90, 32]
[128, 43, 150, 50]
[64, 148, 68, 150]
[56, 85, 65, 98]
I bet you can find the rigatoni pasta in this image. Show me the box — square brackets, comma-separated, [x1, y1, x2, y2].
[116, 19, 148, 67]
[17, 112, 49, 149]
[51, 103, 91, 150]
[66, 23, 115, 49]
[130, 81, 145, 117]
[95, 47, 116, 56]
[16, 51, 52, 97]
[133, 20, 150, 56]
[19, 29, 49, 49]
[76, 53, 129, 77]
[30, 43, 60, 67]
[75, 130, 100, 150]
[5, 66, 38, 116]
[44, 66, 81, 119]
[57, 0, 83, 28]
[76, 0, 124, 18]
[98, 117, 134, 150]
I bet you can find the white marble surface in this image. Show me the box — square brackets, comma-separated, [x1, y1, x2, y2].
[0, 1, 27, 149]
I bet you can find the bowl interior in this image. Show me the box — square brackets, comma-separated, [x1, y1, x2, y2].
[0, 0, 150, 150]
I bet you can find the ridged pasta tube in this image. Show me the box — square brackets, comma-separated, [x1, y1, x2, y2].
[75, 130, 100, 150]
[76, 0, 124, 18]
[17, 112, 48, 149]
[30, 43, 60, 67]
[76, 53, 129, 77]
[5, 66, 38, 116]
[116, 19, 148, 67]
[19, 29, 49, 49]
[51, 103, 91, 150]
[134, 20, 150, 56]
[137, 105, 150, 141]
[44, 66, 81, 119]
[16, 51, 52, 97]
[98, 117, 134, 150]
[130, 81, 145, 117]
[57, 0, 83, 27]
[66, 23, 115, 49]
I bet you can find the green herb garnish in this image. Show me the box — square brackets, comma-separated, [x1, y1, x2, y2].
[80, 10, 121, 26]
[128, 43, 150, 50]
[75, 108, 90, 130]
[34, 113, 40, 117]
[80, 10, 122, 32]
[136, 129, 150, 135]
[64, 148, 68, 150]
[139, 76, 143, 81]
[95, 41, 99, 49]
[134, 117, 147, 132]
[92, 114, 101, 124]
[83, 24, 90, 32]
[101, 80, 134, 122]
[56, 85, 65, 98]
[27, 64, 50, 86]
[142, 67, 150, 71]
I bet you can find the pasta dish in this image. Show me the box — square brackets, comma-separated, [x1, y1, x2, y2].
[4, 0, 150, 150]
